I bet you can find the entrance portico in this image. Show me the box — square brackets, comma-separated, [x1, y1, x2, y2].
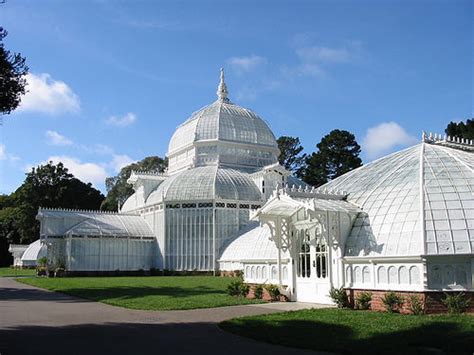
[255, 188, 361, 304]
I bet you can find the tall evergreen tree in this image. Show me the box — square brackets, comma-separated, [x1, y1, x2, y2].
[445, 119, 474, 140]
[101, 156, 168, 211]
[277, 136, 306, 174]
[302, 129, 362, 187]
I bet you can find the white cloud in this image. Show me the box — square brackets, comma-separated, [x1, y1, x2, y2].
[297, 46, 350, 63]
[362, 122, 418, 160]
[0, 144, 20, 162]
[46, 130, 73, 146]
[41, 156, 107, 185]
[105, 112, 137, 127]
[227, 55, 267, 72]
[18, 73, 80, 115]
[110, 154, 135, 173]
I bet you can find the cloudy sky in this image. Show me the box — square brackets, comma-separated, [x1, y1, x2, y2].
[0, 0, 472, 194]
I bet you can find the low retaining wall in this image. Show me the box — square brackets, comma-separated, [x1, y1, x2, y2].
[347, 289, 474, 314]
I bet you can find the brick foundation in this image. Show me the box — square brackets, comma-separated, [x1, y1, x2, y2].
[246, 284, 289, 302]
[347, 289, 474, 314]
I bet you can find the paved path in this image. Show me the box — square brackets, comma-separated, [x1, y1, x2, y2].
[0, 278, 329, 355]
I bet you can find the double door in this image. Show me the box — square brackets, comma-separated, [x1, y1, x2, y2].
[295, 228, 330, 303]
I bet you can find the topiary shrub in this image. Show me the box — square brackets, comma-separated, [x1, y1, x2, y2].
[356, 291, 372, 310]
[382, 292, 404, 313]
[407, 295, 424, 315]
[227, 279, 250, 297]
[442, 292, 470, 314]
[254, 285, 264, 299]
[329, 287, 349, 308]
[264, 284, 280, 301]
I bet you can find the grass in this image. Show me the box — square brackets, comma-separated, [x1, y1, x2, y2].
[0, 267, 36, 277]
[18, 276, 263, 310]
[220, 308, 474, 354]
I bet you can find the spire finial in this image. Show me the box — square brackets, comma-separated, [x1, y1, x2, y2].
[217, 68, 229, 102]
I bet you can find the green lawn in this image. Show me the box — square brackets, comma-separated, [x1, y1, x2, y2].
[18, 276, 263, 310]
[0, 267, 36, 277]
[220, 308, 474, 354]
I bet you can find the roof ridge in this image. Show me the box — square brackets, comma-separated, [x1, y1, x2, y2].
[38, 207, 139, 216]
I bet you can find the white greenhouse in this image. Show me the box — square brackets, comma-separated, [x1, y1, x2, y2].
[35, 70, 473, 311]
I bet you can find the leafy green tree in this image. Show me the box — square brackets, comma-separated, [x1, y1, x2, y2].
[101, 156, 168, 211]
[445, 119, 474, 140]
[302, 129, 362, 187]
[0, 27, 28, 115]
[0, 162, 104, 265]
[277, 136, 306, 174]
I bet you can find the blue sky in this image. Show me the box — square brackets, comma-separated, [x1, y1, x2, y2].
[0, 0, 472, 194]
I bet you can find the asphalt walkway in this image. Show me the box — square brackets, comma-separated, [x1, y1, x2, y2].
[0, 277, 328, 355]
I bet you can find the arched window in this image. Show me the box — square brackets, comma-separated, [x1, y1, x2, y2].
[245, 266, 250, 279]
[444, 265, 455, 286]
[297, 229, 311, 278]
[271, 265, 277, 280]
[399, 266, 409, 284]
[409, 266, 419, 284]
[378, 266, 387, 284]
[262, 266, 267, 280]
[251, 266, 255, 280]
[256, 266, 261, 280]
[362, 266, 371, 284]
[315, 237, 328, 279]
[282, 266, 288, 280]
[455, 265, 467, 286]
[354, 266, 362, 284]
[346, 266, 352, 284]
[388, 266, 397, 284]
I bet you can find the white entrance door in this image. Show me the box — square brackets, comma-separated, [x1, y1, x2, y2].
[295, 229, 330, 303]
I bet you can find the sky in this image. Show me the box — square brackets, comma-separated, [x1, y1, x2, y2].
[0, 0, 472, 194]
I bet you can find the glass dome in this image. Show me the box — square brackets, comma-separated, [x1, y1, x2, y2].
[167, 70, 279, 174]
[320, 141, 474, 257]
[145, 166, 263, 205]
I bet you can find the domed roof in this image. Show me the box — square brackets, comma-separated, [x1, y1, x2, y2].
[168, 100, 278, 155]
[21, 240, 46, 263]
[219, 221, 289, 261]
[146, 166, 263, 205]
[167, 70, 279, 174]
[320, 137, 474, 257]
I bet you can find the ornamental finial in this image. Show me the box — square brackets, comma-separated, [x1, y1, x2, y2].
[216, 68, 229, 102]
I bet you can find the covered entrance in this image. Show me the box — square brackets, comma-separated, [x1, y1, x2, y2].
[254, 189, 361, 304]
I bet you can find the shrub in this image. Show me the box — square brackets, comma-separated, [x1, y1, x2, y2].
[408, 295, 424, 315]
[329, 287, 349, 308]
[37, 257, 48, 267]
[227, 279, 250, 297]
[356, 291, 372, 310]
[264, 284, 280, 301]
[442, 292, 470, 314]
[382, 292, 404, 313]
[254, 285, 264, 299]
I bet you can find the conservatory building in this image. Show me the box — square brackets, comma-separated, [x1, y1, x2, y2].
[35, 70, 474, 307]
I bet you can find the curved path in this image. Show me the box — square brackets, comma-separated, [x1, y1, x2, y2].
[0, 278, 328, 355]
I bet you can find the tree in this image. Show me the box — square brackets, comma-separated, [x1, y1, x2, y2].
[101, 156, 168, 211]
[445, 119, 474, 140]
[277, 136, 306, 174]
[301, 129, 362, 187]
[0, 27, 28, 115]
[0, 162, 104, 265]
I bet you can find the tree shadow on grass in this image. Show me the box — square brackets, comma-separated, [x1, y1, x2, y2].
[220, 319, 474, 354]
